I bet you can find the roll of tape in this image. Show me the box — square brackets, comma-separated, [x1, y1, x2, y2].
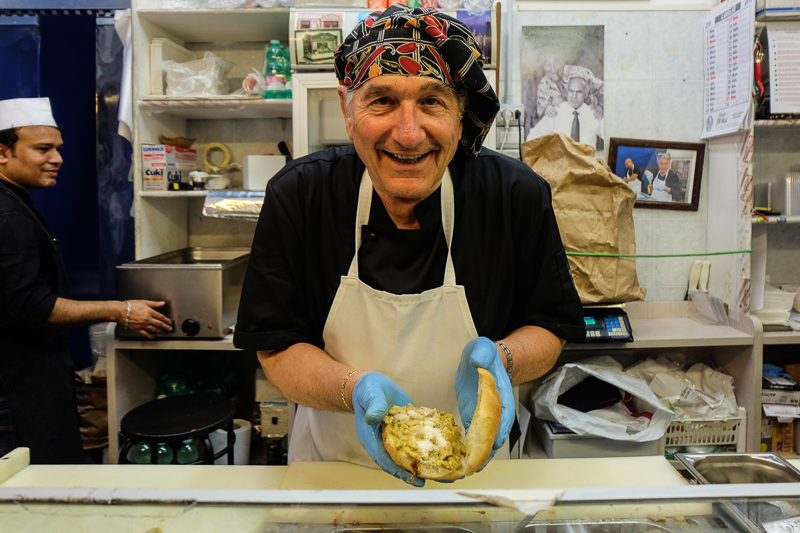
[203, 142, 231, 171]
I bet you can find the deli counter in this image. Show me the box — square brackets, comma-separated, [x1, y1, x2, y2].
[1, 449, 799, 532]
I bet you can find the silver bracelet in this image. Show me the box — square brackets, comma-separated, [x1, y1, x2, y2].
[124, 300, 131, 329]
[496, 342, 513, 381]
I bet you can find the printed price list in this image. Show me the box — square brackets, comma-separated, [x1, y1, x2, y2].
[702, 0, 754, 138]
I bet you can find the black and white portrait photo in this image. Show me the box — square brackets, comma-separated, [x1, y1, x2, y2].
[521, 26, 605, 150]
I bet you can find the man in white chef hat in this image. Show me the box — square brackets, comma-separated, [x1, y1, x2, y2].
[0, 97, 173, 463]
[526, 65, 605, 151]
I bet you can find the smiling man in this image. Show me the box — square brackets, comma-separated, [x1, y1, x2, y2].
[234, 5, 584, 485]
[0, 97, 172, 463]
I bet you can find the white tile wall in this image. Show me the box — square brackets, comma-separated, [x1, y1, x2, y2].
[509, 6, 709, 301]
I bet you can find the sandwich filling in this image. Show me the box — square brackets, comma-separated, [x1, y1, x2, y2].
[382, 404, 466, 473]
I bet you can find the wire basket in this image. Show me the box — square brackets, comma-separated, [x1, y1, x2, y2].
[664, 406, 746, 452]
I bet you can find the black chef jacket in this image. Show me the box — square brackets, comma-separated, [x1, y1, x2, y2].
[0, 180, 85, 464]
[0, 180, 67, 349]
[234, 145, 585, 353]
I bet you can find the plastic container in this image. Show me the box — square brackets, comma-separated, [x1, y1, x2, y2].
[664, 406, 747, 453]
[533, 418, 666, 459]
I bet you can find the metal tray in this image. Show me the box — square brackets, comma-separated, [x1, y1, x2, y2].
[677, 452, 800, 484]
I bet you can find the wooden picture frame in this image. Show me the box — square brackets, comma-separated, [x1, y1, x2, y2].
[608, 137, 706, 211]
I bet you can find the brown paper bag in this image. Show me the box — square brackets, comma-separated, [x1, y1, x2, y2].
[74, 358, 109, 450]
[521, 133, 646, 304]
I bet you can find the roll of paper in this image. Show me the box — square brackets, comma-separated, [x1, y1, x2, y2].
[209, 418, 251, 465]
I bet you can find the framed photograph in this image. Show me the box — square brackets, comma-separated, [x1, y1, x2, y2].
[296, 12, 344, 30]
[520, 26, 604, 150]
[456, 10, 492, 66]
[293, 29, 343, 66]
[608, 138, 706, 211]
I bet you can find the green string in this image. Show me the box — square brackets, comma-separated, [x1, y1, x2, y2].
[566, 250, 752, 258]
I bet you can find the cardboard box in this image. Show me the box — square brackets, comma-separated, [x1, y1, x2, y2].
[243, 155, 286, 191]
[762, 388, 800, 405]
[260, 401, 289, 439]
[142, 144, 198, 191]
[761, 404, 800, 455]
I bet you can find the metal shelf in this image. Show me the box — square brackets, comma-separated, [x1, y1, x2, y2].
[754, 119, 800, 128]
[752, 215, 800, 224]
[139, 97, 292, 120]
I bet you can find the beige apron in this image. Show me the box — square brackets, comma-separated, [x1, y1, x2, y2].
[288, 168, 510, 466]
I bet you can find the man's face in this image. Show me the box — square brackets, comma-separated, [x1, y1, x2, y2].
[566, 78, 589, 110]
[658, 157, 670, 174]
[625, 159, 633, 169]
[339, 76, 463, 203]
[0, 126, 63, 192]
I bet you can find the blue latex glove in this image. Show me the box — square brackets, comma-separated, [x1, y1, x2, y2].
[352, 372, 425, 487]
[455, 337, 515, 468]
[655, 184, 667, 191]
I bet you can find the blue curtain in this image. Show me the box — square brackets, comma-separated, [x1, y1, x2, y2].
[0, 21, 40, 99]
[96, 23, 135, 301]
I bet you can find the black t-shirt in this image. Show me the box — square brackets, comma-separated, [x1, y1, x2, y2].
[233, 145, 585, 352]
[0, 180, 67, 349]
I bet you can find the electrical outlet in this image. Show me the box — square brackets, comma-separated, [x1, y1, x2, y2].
[496, 103, 525, 127]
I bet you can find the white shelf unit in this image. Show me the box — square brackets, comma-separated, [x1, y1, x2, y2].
[749, 42, 800, 449]
[544, 301, 762, 454]
[131, 2, 293, 259]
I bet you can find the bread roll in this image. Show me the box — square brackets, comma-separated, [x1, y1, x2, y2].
[381, 368, 501, 481]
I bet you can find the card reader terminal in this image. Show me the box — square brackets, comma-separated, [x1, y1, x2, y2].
[580, 306, 634, 343]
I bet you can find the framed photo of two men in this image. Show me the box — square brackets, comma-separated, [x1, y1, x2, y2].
[608, 138, 706, 212]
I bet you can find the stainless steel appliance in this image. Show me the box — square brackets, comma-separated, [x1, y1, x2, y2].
[116, 247, 249, 338]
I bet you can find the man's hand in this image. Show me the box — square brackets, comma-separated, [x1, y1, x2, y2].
[124, 300, 172, 339]
[545, 105, 558, 118]
[352, 372, 424, 487]
[455, 337, 515, 467]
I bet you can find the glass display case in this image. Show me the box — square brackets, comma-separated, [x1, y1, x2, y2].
[1, 470, 799, 532]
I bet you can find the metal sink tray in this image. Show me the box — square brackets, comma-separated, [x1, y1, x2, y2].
[677, 452, 800, 484]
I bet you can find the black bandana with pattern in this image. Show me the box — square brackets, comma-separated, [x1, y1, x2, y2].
[333, 4, 499, 155]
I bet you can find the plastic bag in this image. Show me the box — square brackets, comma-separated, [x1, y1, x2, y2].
[242, 68, 268, 98]
[162, 51, 234, 97]
[532, 355, 674, 442]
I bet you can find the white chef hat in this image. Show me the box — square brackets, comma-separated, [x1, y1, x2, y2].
[563, 65, 604, 94]
[0, 97, 58, 131]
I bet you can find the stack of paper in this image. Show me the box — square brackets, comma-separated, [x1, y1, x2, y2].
[752, 284, 797, 326]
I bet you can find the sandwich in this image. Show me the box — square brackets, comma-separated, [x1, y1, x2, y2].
[381, 368, 501, 481]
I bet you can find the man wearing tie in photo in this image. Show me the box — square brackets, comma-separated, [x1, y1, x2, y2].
[526, 65, 604, 151]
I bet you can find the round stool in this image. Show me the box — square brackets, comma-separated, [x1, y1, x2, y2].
[118, 393, 236, 465]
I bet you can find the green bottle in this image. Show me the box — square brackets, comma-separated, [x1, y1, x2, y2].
[132, 442, 152, 464]
[156, 443, 174, 464]
[177, 439, 199, 464]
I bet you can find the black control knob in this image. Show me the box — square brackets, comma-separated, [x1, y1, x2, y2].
[181, 318, 200, 337]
